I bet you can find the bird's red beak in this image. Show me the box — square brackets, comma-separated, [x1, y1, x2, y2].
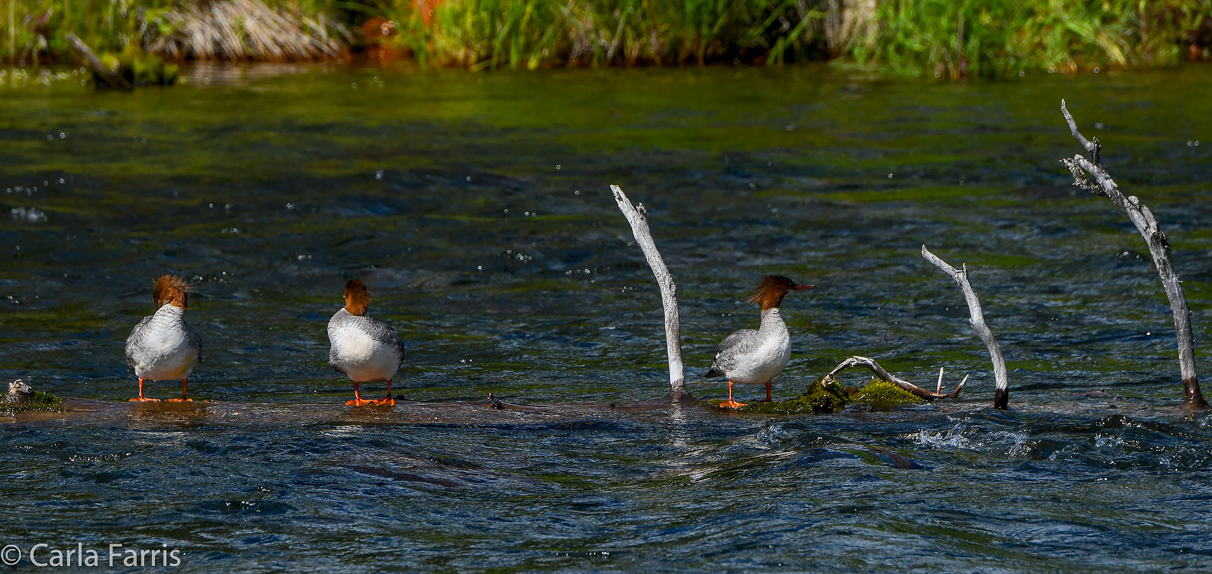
[794, 285, 814, 290]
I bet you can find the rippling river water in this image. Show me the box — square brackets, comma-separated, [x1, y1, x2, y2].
[2, 64, 1212, 571]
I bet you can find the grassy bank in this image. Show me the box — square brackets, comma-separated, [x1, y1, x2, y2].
[3, 0, 1211, 75]
[4, 0, 350, 63]
[860, 0, 1212, 77]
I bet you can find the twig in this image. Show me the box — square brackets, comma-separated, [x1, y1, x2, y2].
[66, 33, 132, 90]
[824, 356, 966, 401]
[611, 185, 686, 395]
[1059, 100, 1205, 410]
[1060, 99, 1100, 164]
[922, 246, 1010, 409]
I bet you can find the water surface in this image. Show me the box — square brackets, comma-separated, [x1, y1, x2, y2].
[2, 64, 1212, 571]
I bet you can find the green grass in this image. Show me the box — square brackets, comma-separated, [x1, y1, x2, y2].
[363, 0, 831, 69]
[3, 0, 1211, 74]
[373, 0, 1212, 72]
[853, 0, 1211, 77]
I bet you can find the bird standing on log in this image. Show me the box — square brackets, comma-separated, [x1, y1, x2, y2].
[125, 275, 202, 402]
[327, 280, 405, 406]
[705, 275, 813, 408]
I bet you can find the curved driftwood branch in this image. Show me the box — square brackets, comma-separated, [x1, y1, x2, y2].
[922, 245, 1010, 409]
[611, 185, 686, 395]
[824, 356, 966, 401]
[1059, 100, 1205, 410]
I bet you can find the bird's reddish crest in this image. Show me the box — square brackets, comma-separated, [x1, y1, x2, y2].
[152, 275, 189, 309]
[344, 280, 372, 316]
[747, 275, 798, 310]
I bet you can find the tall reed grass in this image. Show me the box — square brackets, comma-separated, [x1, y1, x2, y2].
[385, 0, 838, 68]
[3, 0, 1210, 74]
[852, 0, 1210, 78]
[383, 0, 1210, 73]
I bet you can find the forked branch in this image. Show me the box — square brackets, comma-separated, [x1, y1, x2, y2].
[824, 356, 966, 401]
[611, 185, 686, 395]
[922, 246, 1010, 409]
[1059, 100, 1205, 410]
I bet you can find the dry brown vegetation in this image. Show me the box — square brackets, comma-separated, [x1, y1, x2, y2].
[146, 0, 350, 61]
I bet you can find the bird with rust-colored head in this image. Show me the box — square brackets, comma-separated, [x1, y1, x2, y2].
[705, 275, 813, 408]
[125, 275, 202, 402]
[327, 280, 405, 407]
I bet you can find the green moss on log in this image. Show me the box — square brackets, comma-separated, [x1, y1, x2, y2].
[726, 377, 923, 414]
[2, 390, 65, 414]
[851, 379, 924, 410]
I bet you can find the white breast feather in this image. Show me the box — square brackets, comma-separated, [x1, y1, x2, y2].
[329, 319, 401, 382]
[723, 308, 792, 384]
[128, 307, 200, 381]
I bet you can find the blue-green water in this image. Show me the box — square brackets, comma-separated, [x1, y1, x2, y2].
[2, 63, 1212, 571]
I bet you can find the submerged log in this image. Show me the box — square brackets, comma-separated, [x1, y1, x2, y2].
[1059, 100, 1206, 410]
[611, 185, 687, 397]
[65, 33, 132, 90]
[922, 246, 1010, 409]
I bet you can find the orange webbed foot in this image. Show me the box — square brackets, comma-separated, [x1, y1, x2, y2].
[719, 399, 747, 409]
[371, 396, 395, 406]
[346, 399, 374, 407]
[165, 398, 193, 402]
[130, 397, 160, 402]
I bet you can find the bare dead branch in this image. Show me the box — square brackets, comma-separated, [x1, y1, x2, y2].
[1059, 100, 1206, 410]
[1061, 99, 1100, 164]
[824, 356, 966, 401]
[611, 185, 686, 395]
[922, 246, 1010, 409]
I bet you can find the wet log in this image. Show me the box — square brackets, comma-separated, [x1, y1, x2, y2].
[1059, 100, 1206, 410]
[823, 356, 966, 401]
[922, 246, 1010, 409]
[611, 185, 687, 396]
[66, 33, 132, 90]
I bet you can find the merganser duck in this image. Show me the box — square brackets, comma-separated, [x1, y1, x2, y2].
[327, 280, 405, 406]
[705, 275, 813, 408]
[125, 275, 202, 402]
